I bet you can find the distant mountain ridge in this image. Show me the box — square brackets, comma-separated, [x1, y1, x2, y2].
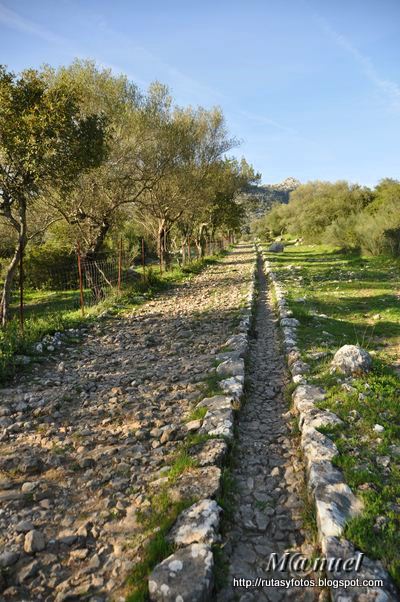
[239, 177, 301, 218]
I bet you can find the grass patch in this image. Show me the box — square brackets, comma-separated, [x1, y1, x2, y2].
[212, 544, 230, 591]
[300, 485, 319, 542]
[213, 458, 238, 590]
[126, 489, 193, 602]
[284, 380, 298, 404]
[182, 432, 214, 450]
[201, 371, 224, 397]
[217, 466, 237, 521]
[166, 451, 198, 482]
[185, 406, 208, 422]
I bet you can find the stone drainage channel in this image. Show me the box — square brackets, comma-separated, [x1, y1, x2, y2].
[147, 245, 258, 601]
[148, 248, 398, 602]
[149, 250, 322, 602]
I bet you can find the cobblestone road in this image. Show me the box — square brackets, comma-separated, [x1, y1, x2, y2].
[0, 247, 254, 601]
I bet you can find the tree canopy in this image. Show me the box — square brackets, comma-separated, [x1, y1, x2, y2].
[0, 60, 258, 323]
[257, 179, 400, 257]
[0, 64, 106, 324]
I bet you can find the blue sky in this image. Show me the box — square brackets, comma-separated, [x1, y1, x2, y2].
[1, 0, 399, 186]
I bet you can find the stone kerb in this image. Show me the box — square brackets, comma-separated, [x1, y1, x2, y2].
[261, 250, 397, 602]
[148, 245, 258, 601]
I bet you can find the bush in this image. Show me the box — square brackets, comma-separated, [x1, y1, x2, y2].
[260, 178, 400, 257]
[24, 243, 77, 289]
[323, 214, 360, 250]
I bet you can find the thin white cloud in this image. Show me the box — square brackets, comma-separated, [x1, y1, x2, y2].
[238, 109, 298, 134]
[0, 1, 225, 106]
[316, 15, 400, 110]
[0, 2, 67, 45]
[0, 3, 147, 87]
[78, 12, 226, 105]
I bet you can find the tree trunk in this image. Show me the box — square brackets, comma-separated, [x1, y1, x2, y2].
[82, 219, 110, 261]
[195, 240, 201, 259]
[158, 219, 166, 274]
[164, 228, 171, 270]
[196, 223, 207, 259]
[0, 201, 28, 327]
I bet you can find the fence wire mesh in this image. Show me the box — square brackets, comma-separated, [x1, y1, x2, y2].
[5, 237, 228, 326]
[8, 250, 132, 323]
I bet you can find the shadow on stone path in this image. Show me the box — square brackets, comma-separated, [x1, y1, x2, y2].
[0, 247, 254, 601]
[216, 254, 321, 602]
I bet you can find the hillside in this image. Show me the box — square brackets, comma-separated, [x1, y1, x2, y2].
[239, 176, 301, 219]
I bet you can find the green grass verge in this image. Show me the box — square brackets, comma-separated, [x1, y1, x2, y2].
[263, 241, 400, 587]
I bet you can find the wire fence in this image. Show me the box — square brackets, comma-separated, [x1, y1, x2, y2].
[6, 237, 230, 330]
[7, 246, 134, 329]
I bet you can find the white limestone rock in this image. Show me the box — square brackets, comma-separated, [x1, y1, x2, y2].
[293, 385, 326, 409]
[167, 499, 222, 546]
[280, 317, 300, 328]
[148, 543, 214, 602]
[219, 376, 243, 400]
[323, 536, 398, 601]
[216, 358, 244, 378]
[290, 360, 310, 376]
[301, 425, 339, 464]
[301, 409, 344, 430]
[196, 395, 233, 411]
[315, 481, 363, 539]
[331, 345, 372, 375]
[199, 406, 234, 439]
[171, 467, 221, 503]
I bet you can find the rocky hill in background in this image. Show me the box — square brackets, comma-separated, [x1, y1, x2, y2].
[239, 177, 301, 219]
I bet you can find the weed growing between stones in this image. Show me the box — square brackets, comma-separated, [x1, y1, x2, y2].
[201, 371, 224, 397]
[299, 478, 319, 543]
[185, 405, 208, 422]
[166, 452, 198, 482]
[284, 380, 298, 405]
[213, 462, 238, 590]
[125, 491, 193, 602]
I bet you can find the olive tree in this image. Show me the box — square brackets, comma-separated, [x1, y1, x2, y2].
[136, 105, 239, 268]
[0, 65, 105, 325]
[48, 62, 180, 260]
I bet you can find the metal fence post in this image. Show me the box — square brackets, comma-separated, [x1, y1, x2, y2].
[118, 237, 122, 293]
[141, 238, 146, 281]
[77, 242, 85, 316]
[19, 244, 24, 332]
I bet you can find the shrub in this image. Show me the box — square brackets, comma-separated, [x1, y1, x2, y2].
[24, 243, 77, 289]
[260, 178, 400, 257]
